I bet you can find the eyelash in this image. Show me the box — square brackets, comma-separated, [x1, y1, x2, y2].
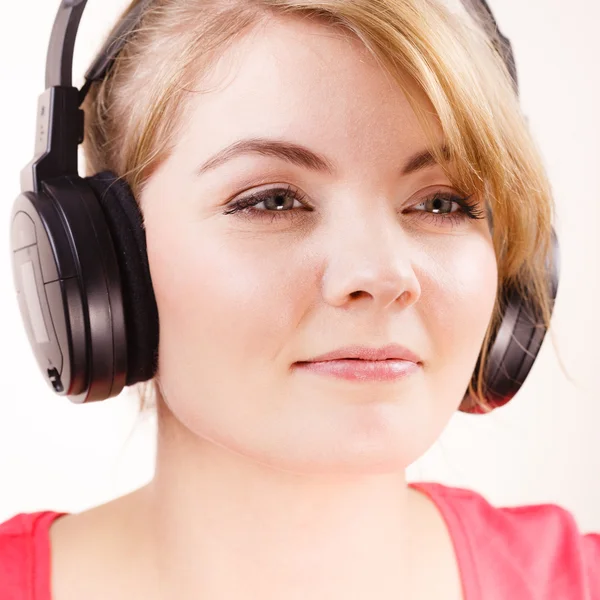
[222, 185, 485, 226]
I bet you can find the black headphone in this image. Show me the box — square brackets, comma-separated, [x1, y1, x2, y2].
[10, 0, 560, 409]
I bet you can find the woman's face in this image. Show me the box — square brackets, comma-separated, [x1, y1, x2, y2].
[141, 16, 498, 474]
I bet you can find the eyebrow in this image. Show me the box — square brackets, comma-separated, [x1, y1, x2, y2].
[195, 137, 450, 177]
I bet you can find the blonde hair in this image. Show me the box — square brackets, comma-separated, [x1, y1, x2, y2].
[82, 0, 557, 414]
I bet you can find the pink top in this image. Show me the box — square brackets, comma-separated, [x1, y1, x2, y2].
[1, 481, 599, 599]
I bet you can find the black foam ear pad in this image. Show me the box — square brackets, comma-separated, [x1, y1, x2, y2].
[85, 171, 159, 385]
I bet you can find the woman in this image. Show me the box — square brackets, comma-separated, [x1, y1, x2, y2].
[1, 0, 596, 598]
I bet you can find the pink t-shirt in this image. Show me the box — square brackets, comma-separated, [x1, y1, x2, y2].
[1, 481, 599, 599]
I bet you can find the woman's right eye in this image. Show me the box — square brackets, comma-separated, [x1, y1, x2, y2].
[223, 185, 313, 221]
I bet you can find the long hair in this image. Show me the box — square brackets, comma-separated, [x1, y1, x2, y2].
[82, 0, 557, 413]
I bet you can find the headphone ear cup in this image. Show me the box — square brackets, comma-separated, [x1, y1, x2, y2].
[85, 171, 159, 386]
[10, 171, 158, 401]
[465, 291, 544, 413]
[460, 228, 560, 413]
[11, 175, 129, 401]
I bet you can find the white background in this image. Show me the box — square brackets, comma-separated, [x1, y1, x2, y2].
[0, 0, 599, 529]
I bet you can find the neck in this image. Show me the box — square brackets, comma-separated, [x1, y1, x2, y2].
[131, 401, 424, 599]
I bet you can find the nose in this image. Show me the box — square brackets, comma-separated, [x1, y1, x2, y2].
[321, 212, 421, 312]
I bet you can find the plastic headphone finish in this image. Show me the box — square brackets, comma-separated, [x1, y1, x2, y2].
[464, 228, 560, 411]
[10, 0, 560, 408]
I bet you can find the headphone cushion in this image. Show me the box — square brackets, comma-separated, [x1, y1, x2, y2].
[85, 171, 159, 385]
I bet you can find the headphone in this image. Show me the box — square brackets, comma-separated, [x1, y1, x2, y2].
[10, 0, 560, 409]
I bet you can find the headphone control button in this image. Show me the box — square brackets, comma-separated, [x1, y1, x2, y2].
[47, 367, 64, 393]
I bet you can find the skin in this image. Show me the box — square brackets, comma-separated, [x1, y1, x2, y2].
[50, 14, 497, 600]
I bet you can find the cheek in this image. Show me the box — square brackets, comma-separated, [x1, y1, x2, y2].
[418, 233, 498, 376]
[146, 221, 312, 370]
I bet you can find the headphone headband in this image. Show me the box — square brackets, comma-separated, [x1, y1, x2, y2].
[45, 1, 153, 102]
[45, 0, 86, 88]
[462, 0, 518, 90]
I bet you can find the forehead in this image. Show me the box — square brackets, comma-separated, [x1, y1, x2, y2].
[172, 16, 444, 168]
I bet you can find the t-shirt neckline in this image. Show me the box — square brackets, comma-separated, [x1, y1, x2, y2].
[37, 484, 479, 600]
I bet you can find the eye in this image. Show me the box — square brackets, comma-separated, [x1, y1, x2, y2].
[408, 192, 485, 224]
[223, 185, 313, 221]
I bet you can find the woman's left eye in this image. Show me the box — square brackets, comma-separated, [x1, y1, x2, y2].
[409, 192, 485, 222]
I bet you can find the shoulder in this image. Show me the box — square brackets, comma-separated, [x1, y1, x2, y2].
[0, 511, 67, 598]
[411, 481, 600, 599]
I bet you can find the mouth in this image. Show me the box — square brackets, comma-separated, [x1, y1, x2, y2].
[292, 357, 420, 382]
[300, 344, 422, 365]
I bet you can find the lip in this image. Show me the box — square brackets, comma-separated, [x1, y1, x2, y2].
[297, 344, 422, 364]
[292, 344, 422, 382]
[293, 359, 420, 382]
